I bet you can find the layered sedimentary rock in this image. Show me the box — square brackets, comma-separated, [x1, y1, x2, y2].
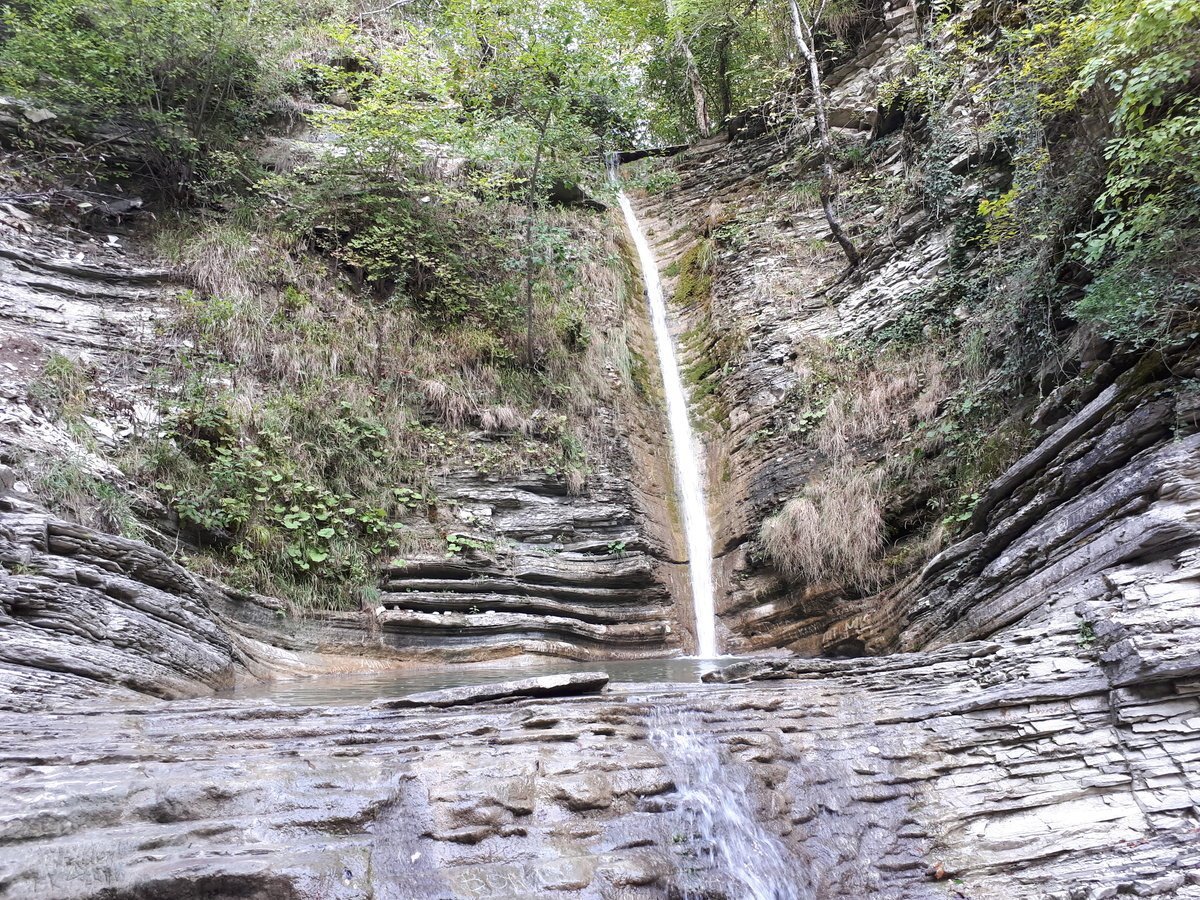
[0, 192, 687, 690]
[374, 471, 683, 660]
[1, 541, 1196, 899]
[631, 0, 1200, 656]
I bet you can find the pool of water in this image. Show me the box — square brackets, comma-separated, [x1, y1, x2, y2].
[227, 657, 740, 706]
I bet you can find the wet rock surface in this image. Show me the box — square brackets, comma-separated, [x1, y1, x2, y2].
[376, 671, 610, 708]
[1, 557, 1197, 899]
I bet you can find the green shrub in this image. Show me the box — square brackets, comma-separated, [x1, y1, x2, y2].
[147, 394, 423, 608]
[1071, 268, 1193, 347]
[0, 0, 292, 192]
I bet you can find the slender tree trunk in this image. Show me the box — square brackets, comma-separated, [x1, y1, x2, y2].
[679, 38, 713, 138]
[716, 31, 733, 126]
[787, 0, 860, 270]
[524, 109, 552, 367]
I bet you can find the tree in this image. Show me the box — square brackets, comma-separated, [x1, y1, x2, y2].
[678, 34, 715, 137]
[0, 0, 291, 193]
[786, 0, 861, 270]
[443, 0, 633, 364]
[664, 0, 762, 137]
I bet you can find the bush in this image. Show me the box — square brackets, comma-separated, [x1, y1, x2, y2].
[0, 0, 290, 192]
[1071, 267, 1194, 347]
[760, 464, 885, 590]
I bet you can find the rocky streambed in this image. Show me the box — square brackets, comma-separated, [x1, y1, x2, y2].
[2, 544, 1198, 900]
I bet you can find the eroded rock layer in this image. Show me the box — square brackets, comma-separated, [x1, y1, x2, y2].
[1, 546, 1196, 899]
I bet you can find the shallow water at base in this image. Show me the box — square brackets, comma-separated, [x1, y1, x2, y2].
[225, 657, 737, 706]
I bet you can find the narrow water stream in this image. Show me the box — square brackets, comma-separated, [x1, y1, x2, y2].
[613, 165, 719, 658]
[650, 709, 804, 900]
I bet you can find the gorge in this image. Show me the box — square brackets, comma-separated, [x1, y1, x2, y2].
[615, 167, 720, 658]
[1, 0, 1199, 897]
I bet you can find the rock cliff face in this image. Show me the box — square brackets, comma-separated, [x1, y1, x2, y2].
[1, 1, 1199, 896]
[0, 200, 689, 697]
[630, 0, 1200, 659]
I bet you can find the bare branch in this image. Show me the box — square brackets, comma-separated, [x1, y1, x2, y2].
[358, 0, 425, 18]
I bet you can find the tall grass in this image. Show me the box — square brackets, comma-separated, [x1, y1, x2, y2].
[815, 350, 950, 457]
[760, 463, 885, 590]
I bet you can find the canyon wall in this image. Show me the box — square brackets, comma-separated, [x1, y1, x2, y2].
[0, 190, 694, 704]
[633, 0, 1200, 657]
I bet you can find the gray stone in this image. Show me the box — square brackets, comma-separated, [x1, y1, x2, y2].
[374, 672, 610, 709]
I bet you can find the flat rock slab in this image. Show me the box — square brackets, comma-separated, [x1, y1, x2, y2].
[374, 672, 610, 709]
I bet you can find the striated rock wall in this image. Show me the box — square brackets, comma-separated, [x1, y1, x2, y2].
[1, 535, 1196, 898]
[630, 0, 1200, 659]
[0, 195, 691, 699]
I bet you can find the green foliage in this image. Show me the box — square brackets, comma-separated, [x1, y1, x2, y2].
[1072, 268, 1194, 347]
[0, 0, 296, 192]
[445, 532, 492, 556]
[941, 491, 981, 529]
[1077, 619, 1097, 648]
[147, 393, 418, 606]
[976, 189, 1021, 246]
[624, 158, 682, 195]
[286, 180, 518, 327]
[990, 0, 1200, 346]
[672, 239, 715, 308]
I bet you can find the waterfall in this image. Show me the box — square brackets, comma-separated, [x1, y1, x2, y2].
[611, 160, 719, 658]
[650, 709, 802, 899]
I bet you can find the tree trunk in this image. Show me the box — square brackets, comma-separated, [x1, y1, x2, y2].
[787, 0, 861, 270]
[716, 31, 733, 125]
[524, 109, 552, 367]
[679, 38, 713, 139]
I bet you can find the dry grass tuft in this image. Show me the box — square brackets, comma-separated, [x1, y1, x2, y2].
[480, 405, 527, 434]
[816, 350, 950, 457]
[419, 378, 475, 427]
[760, 463, 885, 590]
[564, 466, 587, 496]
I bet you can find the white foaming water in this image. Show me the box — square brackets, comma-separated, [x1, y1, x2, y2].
[612, 167, 718, 658]
[651, 709, 802, 899]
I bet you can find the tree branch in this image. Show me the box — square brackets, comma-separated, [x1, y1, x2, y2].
[359, 0, 424, 18]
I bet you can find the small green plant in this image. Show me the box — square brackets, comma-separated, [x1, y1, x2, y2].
[841, 145, 869, 169]
[789, 406, 827, 436]
[790, 178, 822, 207]
[29, 353, 89, 421]
[641, 168, 681, 194]
[713, 221, 750, 251]
[445, 533, 490, 556]
[606, 539, 627, 557]
[1077, 620, 1097, 648]
[941, 491, 981, 529]
[1071, 268, 1190, 348]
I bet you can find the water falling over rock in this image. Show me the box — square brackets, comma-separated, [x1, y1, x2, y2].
[650, 708, 802, 899]
[613, 163, 719, 657]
